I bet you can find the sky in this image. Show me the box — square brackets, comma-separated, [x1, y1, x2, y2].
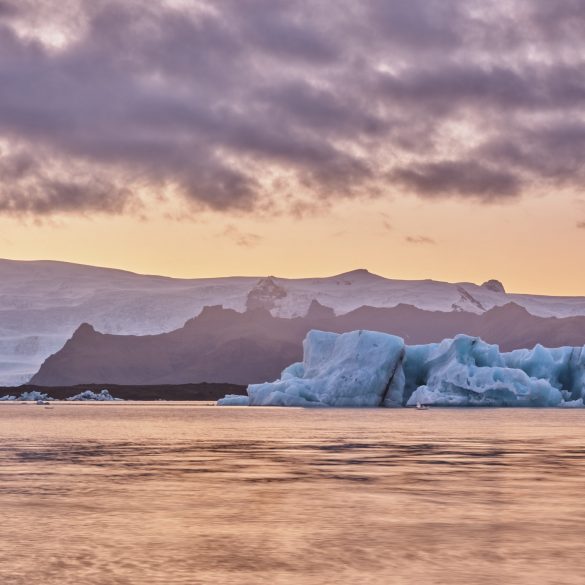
[0, 0, 585, 295]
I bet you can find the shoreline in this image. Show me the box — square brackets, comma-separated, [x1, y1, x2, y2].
[0, 382, 247, 402]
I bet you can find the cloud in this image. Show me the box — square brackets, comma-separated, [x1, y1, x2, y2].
[0, 1, 18, 18]
[378, 212, 392, 231]
[405, 235, 436, 245]
[0, 0, 584, 217]
[222, 224, 262, 247]
[391, 160, 521, 200]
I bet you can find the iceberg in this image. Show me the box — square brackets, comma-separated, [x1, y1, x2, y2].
[219, 331, 585, 408]
[217, 395, 251, 406]
[503, 345, 585, 402]
[243, 329, 405, 407]
[1, 389, 122, 402]
[17, 391, 54, 402]
[405, 336, 564, 407]
[67, 389, 120, 401]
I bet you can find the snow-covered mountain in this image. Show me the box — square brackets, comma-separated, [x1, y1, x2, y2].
[2, 258, 585, 385]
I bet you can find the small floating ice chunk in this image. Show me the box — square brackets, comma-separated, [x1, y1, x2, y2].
[217, 395, 250, 406]
[67, 389, 120, 401]
[18, 391, 53, 402]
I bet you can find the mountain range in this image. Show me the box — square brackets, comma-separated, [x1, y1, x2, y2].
[32, 301, 585, 386]
[3, 258, 585, 386]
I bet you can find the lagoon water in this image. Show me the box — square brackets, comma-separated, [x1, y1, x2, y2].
[1, 404, 584, 585]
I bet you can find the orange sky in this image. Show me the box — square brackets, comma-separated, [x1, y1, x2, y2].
[2, 2, 585, 297]
[2, 191, 584, 296]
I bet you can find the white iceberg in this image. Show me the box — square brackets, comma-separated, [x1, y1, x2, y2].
[406, 336, 564, 407]
[67, 389, 121, 401]
[246, 329, 405, 407]
[503, 345, 585, 401]
[17, 390, 54, 402]
[0, 394, 16, 401]
[217, 394, 251, 406]
[219, 330, 585, 408]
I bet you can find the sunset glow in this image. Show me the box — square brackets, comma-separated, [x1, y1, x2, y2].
[1, 1, 585, 293]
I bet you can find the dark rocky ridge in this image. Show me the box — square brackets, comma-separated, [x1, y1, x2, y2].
[30, 301, 585, 387]
[481, 279, 506, 293]
[245, 276, 287, 311]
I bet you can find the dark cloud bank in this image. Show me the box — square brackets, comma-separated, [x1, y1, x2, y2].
[0, 0, 584, 216]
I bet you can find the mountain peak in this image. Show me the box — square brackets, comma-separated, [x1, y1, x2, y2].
[306, 299, 336, 319]
[72, 323, 97, 338]
[246, 277, 287, 311]
[485, 302, 531, 319]
[333, 268, 384, 281]
[481, 279, 506, 293]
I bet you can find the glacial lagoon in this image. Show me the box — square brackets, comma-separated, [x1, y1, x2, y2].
[1, 403, 584, 585]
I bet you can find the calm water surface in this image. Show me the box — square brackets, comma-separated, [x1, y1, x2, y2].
[1, 404, 584, 585]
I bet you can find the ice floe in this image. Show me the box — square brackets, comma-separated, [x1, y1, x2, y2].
[0, 390, 54, 402]
[66, 389, 121, 401]
[0, 388, 121, 402]
[18, 391, 54, 402]
[217, 395, 250, 406]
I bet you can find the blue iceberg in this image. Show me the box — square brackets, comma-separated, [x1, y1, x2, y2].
[67, 389, 121, 401]
[218, 330, 585, 407]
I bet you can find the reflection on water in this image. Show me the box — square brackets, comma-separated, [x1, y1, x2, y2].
[1, 404, 584, 585]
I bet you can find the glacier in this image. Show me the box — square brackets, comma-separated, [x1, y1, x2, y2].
[218, 330, 585, 407]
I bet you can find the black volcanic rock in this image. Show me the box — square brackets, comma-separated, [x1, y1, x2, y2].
[30, 302, 585, 386]
[245, 277, 287, 311]
[481, 279, 506, 293]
